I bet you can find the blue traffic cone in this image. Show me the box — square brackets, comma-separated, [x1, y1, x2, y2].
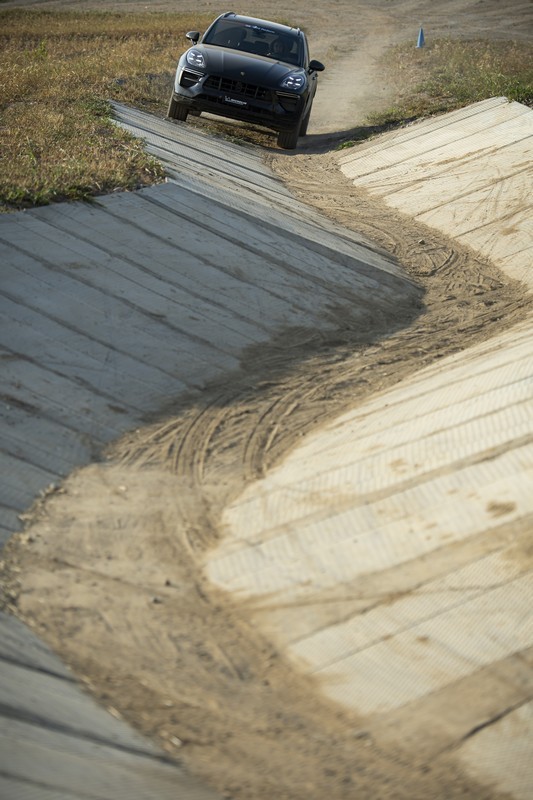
[416, 27, 425, 48]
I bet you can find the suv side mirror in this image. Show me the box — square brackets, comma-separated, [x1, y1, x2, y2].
[308, 59, 325, 73]
[186, 31, 200, 43]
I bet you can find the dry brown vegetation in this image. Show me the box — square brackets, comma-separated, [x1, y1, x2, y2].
[367, 37, 533, 126]
[1, 9, 532, 208]
[0, 10, 213, 209]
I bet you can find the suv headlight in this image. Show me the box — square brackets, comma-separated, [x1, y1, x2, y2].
[279, 71, 306, 91]
[186, 49, 206, 68]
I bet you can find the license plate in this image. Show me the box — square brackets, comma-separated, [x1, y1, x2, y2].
[224, 95, 248, 108]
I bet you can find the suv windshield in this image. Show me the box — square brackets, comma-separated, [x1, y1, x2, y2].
[203, 20, 303, 66]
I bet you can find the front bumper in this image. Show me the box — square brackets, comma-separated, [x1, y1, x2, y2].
[173, 67, 306, 131]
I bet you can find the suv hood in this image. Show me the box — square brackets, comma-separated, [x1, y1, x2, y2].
[196, 45, 301, 86]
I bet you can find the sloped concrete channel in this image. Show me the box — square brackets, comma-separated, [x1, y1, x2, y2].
[2, 100, 532, 798]
[205, 98, 533, 798]
[0, 106, 418, 798]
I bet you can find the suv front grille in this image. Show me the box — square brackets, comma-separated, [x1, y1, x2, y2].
[204, 75, 270, 100]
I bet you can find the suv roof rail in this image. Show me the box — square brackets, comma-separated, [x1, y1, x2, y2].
[222, 11, 237, 18]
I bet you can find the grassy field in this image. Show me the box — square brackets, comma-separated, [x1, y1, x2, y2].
[338, 37, 532, 147]
[0, 9, 213, 210]
[1, 9, 532, 210]
[370, 37, 532, 124]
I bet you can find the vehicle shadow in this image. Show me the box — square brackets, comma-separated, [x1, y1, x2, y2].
[189, 113, 399, 156]
[279, 122, 409, 155]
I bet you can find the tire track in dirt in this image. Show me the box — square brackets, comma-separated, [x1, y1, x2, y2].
[52, 151, 528, 800]
[3, 139, 531, 800]
[2, 2, 532, 797]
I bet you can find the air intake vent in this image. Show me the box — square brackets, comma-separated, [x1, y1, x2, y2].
[179, 69, 202, 88]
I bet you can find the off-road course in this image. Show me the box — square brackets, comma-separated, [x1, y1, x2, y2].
[2, 1, 533, 799]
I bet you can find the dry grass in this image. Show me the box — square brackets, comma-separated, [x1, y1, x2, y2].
[0, 9, 213, 210]
[2, 10, 532, 207]
[367, 37, 532, 126]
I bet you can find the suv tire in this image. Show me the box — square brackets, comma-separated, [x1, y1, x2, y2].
[168, 96, 189, 122]
[277, 125, 300, 150]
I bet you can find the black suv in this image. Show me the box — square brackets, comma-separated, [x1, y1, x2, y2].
[167, 12, 325, 149]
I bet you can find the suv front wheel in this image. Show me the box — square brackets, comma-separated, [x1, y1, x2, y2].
[168, 95, 189, 122]
[277, 124, 300, 150]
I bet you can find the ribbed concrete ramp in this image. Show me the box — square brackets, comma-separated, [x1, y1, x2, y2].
[2, 98, 531, 799]
[206, 100, 533, 799]
[0, 107, 414, 544]
[0, 108, 419, 798]
[0, 615, 218, 800]
[338, 97, 533, 286]
[207, 319, 532, 783]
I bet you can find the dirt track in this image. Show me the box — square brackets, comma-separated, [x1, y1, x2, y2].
[3, 2, 533, 799]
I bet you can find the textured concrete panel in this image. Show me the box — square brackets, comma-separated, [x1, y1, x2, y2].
[206, 100, 533, 796]
[339, 97, 533, 286]
[0, 105, 418, 800]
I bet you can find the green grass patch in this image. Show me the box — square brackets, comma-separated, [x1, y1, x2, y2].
[0, 9, 214, 211]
